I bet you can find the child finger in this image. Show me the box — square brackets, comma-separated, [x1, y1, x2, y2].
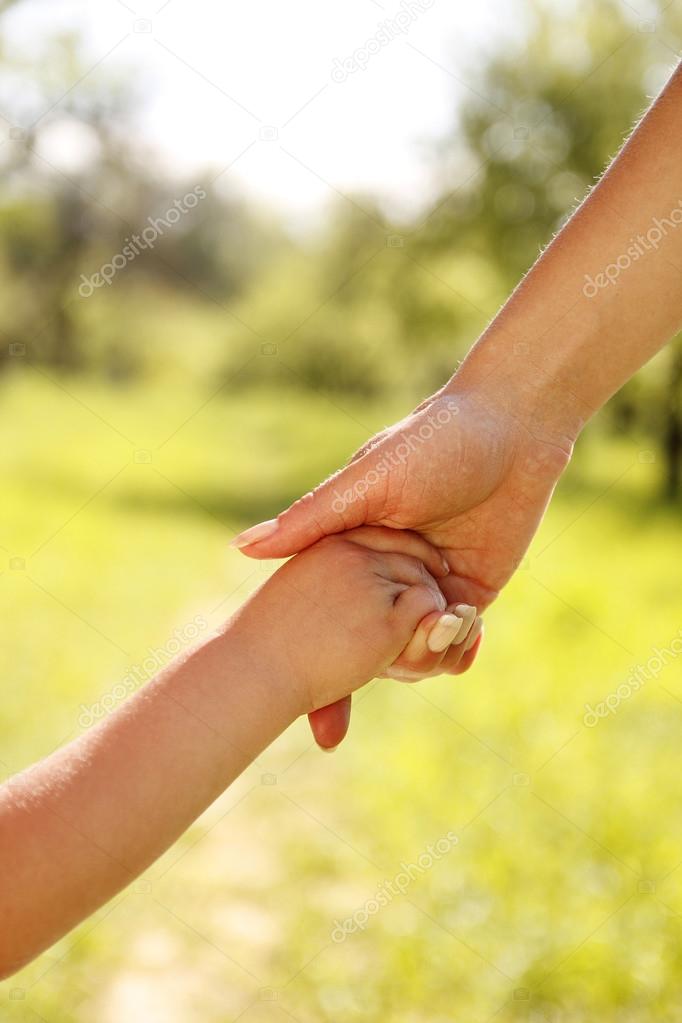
[382, 556, 449, 617]
[380, 552, 448, 610]
[391, 583, 446, 638]
[308, 696, 352, 751]
[342, 525, 450, 579]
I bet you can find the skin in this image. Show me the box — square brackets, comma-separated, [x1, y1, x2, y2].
[233, 61, 682, 748]
[6, 57, 681, 984]
[0, 526, 464, 978]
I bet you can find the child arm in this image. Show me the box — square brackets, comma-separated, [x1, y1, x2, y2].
[0, 626, 294, 978]
[0, 526, 448, 976]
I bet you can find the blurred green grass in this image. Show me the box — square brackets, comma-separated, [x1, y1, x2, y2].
[2, 372, 682, 1022]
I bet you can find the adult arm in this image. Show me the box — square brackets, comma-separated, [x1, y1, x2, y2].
[453, 60, 682, 452]
[231, 61, 682, 745]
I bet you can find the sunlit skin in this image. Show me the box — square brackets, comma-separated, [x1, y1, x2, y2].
[234, 61, 682, 748]
[3, 50, 681, 990]
[0, 526, 469, 978]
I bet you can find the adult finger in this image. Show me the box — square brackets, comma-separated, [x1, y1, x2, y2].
[435, 617, 485, 674]
[230, 450, 384, 559]
[382, 603, 477, 680]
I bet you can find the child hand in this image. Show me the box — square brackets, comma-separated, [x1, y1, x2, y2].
[228, 526, 454, 719]
[309, 599, 484, 749]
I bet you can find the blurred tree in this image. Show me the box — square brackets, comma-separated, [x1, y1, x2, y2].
[0, 18, 282, 379]
[421, 0, 682, 495]
[1, 0, 680, 496]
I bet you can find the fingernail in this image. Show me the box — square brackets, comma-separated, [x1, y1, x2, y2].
[382, 666, 426, 683]
[230, 518, 279, 549]
[320, 743, 339, 753]
[427, 613, 464, 653]
[453, 603, 476, 641]
[463, 617, 483, 652]
[440, 556, 450, 575]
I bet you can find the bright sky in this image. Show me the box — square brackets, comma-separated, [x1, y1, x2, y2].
[4, 0, 529, 222]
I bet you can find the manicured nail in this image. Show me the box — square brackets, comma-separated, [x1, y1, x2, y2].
[381, 666, 427, 683]
[427, 613, 464, 653]
[320, 743, 339, 753]
[453, 603, 476, 641]
[463, 616, 483, 652]
[230, 518, 279, 549]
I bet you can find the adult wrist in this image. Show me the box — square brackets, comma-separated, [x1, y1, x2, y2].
[444, 323, 590, 457]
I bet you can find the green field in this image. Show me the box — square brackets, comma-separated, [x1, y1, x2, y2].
[2, 371, 682, 1022]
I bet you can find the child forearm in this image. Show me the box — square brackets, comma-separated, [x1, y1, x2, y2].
[0, 527, 452, 977]
[0, 619, 299, 978]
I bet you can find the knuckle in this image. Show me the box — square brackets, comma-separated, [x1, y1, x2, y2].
[402, 555, 431, 585]
[417, 560, 431, 585]
[290, 489, 315, 512]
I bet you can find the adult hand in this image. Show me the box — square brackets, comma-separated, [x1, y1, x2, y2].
[233, 62, 682, 748]
[231, 382, 573, 747]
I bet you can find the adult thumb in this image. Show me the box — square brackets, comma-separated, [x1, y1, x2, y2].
[230, 461, 372, 558]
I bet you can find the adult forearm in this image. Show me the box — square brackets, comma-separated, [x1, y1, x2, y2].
[451, 62, 682, 448]
[0, 622, 297, 977]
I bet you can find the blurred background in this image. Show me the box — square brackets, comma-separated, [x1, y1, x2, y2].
[1, 0, 682, 1019]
